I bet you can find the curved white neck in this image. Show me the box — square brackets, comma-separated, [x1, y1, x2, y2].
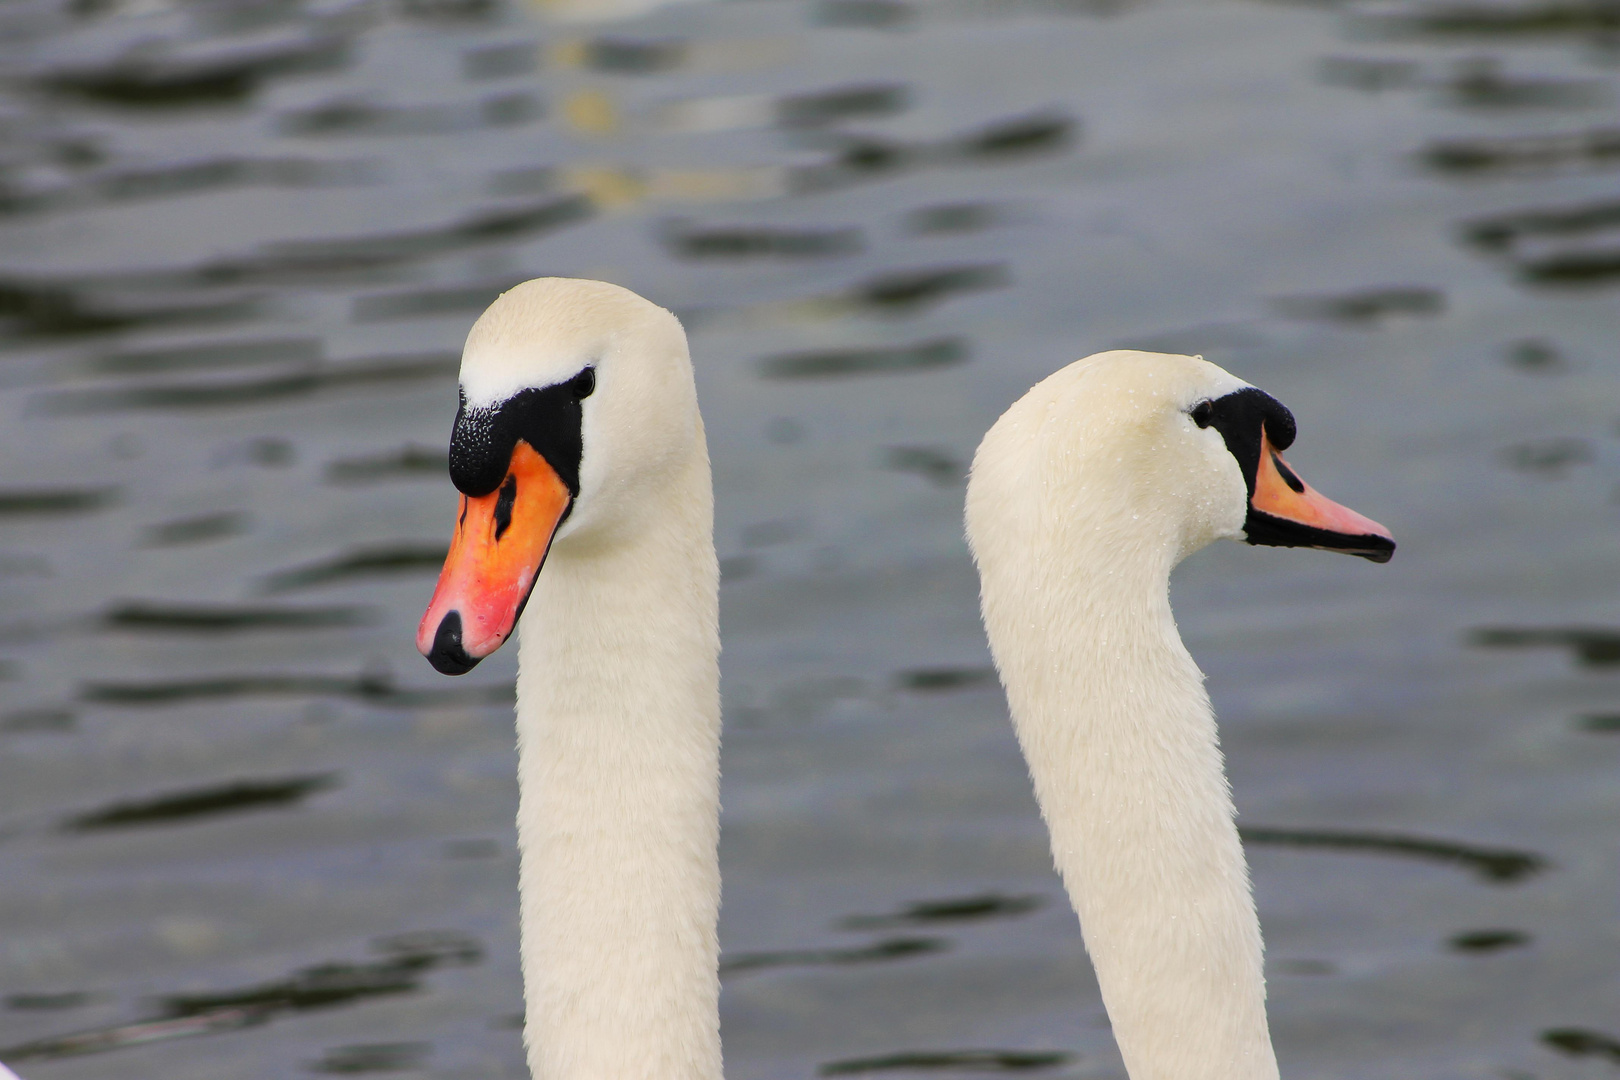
[513, 437, 722, 1080]
[977, 531, 1278, 1080]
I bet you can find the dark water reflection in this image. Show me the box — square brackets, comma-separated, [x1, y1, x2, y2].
[2, 933, 481, 1065]
[2, 0, 1619, 1077]
[818, 1049, 1073, 1075]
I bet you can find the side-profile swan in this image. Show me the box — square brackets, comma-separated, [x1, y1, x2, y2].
[965, 351, 1394, 1080]
[416, 278, 721, 1080]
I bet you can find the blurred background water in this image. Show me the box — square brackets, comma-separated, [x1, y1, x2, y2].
[0, 0, 1618, 1075]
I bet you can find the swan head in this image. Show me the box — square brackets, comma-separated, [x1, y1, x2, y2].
[967, 350, 1394, 570]
[416, 278, 698, 675]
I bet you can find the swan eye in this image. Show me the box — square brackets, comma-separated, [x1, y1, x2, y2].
[569, 368, 596, 400]
[1190, 401, 1214, 428]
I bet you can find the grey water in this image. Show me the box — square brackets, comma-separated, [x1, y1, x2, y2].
[0, 0, 1618, 1076]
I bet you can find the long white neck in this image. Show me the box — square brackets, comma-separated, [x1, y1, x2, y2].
[513, 434, 722, 1080]
[972, 511, 1277, 1080]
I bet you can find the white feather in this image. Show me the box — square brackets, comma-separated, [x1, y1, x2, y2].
[461, 279, 722, 1080]
[966, 351, 1279, 1080]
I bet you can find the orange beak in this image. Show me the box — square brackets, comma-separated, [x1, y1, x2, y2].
[1246, 430, 1395, 563]
[417, 440, 572, 674]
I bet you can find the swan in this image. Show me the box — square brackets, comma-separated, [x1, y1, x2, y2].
[416, 278, 721, 1080]
[964, 351, 1394, 1080]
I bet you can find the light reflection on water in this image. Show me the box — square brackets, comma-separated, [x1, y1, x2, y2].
[1, 0, 1618, 1076]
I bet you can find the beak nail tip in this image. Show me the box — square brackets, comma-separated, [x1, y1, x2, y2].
[426, 611, 480, 676]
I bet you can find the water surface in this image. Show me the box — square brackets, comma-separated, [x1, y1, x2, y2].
[2, 0, 1619, 1076]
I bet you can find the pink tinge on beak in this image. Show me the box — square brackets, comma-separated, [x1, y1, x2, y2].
[416, 543, 539, 667]
[1249, 432, 1395, 562]
[1278, 477, 1391, 541]
[418, 442, 571, 674]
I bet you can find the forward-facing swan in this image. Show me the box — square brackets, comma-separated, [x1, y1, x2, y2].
[966, 352, 1394, 1080]
[417, 278, 721, 1080]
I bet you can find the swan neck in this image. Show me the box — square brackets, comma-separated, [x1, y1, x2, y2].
[978, 536, 1278, 1080]
[513, 441, 721, 1080]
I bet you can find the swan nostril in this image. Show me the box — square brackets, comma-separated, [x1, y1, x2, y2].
[427, 611, 481, 675]
[1271, 452, 1306, 494]
[494, 474, 517, 541]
